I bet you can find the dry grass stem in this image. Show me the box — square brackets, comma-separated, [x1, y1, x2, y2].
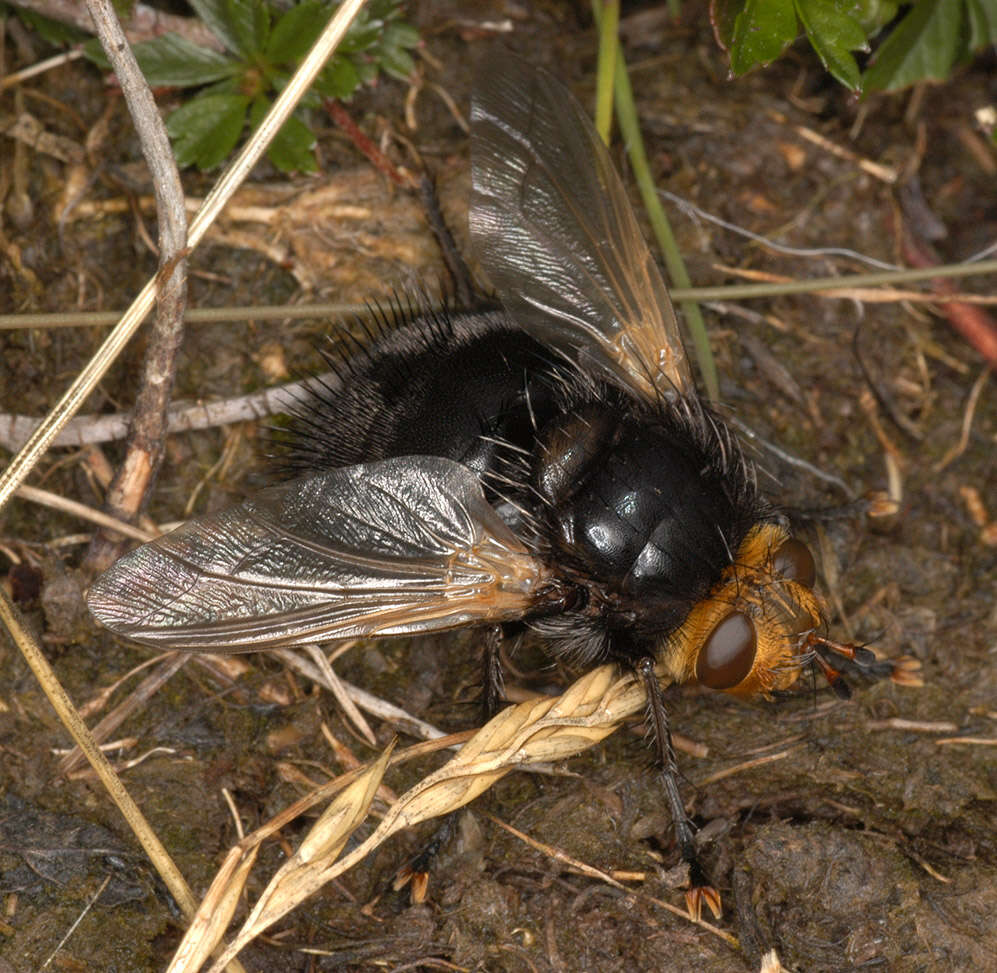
[936, 736, 997, 746]
[167, 665, 660, 969]
[301, 644, 376, 745]
[166, 846, 261, 973]
[197, 744, 396, 973]
[15, 484, 157, 542]
[274, 647, 447, 740]
[486, 813, 738, 947]
[697, 748, 801, 788]
[792, 124, 898, 182]
[932, 367, 990, 473]
[59, 652, 189, 774]
[865, 718, 958, 733]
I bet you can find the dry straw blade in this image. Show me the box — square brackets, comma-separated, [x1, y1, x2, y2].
[172, 664, 657, 972]
[170, 744, 395, 973]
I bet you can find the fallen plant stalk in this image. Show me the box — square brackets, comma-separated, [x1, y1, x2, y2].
[168, 664, 669, 972]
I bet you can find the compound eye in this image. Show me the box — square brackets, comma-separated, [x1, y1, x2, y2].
[772, 538, 816, 588]
[697, 611, 757, 689]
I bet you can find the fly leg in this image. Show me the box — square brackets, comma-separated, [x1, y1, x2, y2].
[419, 174, 474, 308]
[636, 656, 722, 921]
[481, 622, 508, 723]
[395, 625, 507, 902]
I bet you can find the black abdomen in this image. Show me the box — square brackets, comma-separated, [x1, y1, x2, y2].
[283, 305, 567, 480]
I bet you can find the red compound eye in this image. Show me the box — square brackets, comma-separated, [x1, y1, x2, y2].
[772, 538, 816, 588]
[697, 611, 757, 689]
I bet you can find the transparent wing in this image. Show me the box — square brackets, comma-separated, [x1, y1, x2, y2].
[87, 457, 551, 651]
[470, 50, 693, 402]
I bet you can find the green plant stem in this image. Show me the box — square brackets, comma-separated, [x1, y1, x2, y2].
[590, 1, 719, 399]
[594, 1, 619, 144]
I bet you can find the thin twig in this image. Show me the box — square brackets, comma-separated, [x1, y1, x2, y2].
[0, 376, 322, 451]
[14, 484, 157, 542]
[932, 367, 990, 473]
[274, 648, 447, 742]
[7, 0, 223, 50]
[300, 644, 377, 747]
[0, 588, 203, 933]
[485, 813, 738, 947]
[58, 652, 191, 775]
[0, 0, 370, 513]
[83, 0, 189, 573]
[40, 875, 111, 970]
[0, 48, 85, 92]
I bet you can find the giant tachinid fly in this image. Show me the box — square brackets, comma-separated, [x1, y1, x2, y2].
[87, 49, 919, 917]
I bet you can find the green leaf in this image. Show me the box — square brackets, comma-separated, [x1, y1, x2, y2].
[795, 0, 868, 90]
[710, 0, 741, 51]
[14, 8, 89, 46]
[352, 56, 380, 84]
[166, 92, 249, 169]
[729, 0, 799, 74]
[862, 0, 963, 91]
[850, 0, 900, 34]
[186, 0, 241, 55]
[315, 56, 361, 98]
[379, 43, 415, 80]
[382, 21, 420, 51]
[266, 0, 330, 63]
[340, 17, 384, 53]
[108, 33, 238, 87]
[228, 0, 270, 57]
[966, 0, 997, 46]
[249, 96, 317, 172]
[187, 0, 270, 57]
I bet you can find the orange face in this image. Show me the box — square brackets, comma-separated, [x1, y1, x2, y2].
[661, 523, 826, 698]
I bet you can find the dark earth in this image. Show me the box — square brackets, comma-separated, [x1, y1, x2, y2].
[1, 3, 995, 971]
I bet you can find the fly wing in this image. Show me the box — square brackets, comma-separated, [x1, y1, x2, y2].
[470, 50, 693, 402]
[87, 457, 552, 651]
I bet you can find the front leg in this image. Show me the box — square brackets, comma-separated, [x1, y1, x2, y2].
[636, 656, 722, 921]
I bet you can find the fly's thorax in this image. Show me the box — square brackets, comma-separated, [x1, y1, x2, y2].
[660, 522, 826, 698]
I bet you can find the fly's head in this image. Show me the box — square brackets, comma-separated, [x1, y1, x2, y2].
[662, 522, 920, 699]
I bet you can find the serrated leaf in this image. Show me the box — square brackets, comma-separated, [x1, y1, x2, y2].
[863, 0, 963, 91]
[315, 56, 361, 98]
[383, 21, 420, 50]
[966, 0, 997, 46]
[228, 0, 271, 57]
[795, 0, 867, 90]
[340, 18, 383, 53]
[266, 0, 330, 63]
[167, 92, 248, 169]
[186, 0, 242, 55]
[249, 96, 317, 172]
[379, 43, 414, 80]
[729, 0, 799, 75]
[122, 33, 238, 87]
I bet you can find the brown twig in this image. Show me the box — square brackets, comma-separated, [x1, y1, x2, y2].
[81, 0, 189, 574]
[325, 99, 415, 189]
[82, 0, 189, 575]
[485, 814, 739, 947]
[7, 0, 224, 50]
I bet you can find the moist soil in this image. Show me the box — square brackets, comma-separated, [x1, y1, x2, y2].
[1, 4, 995, 971]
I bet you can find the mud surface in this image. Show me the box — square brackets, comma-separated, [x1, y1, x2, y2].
[1, 4, 995, 971]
